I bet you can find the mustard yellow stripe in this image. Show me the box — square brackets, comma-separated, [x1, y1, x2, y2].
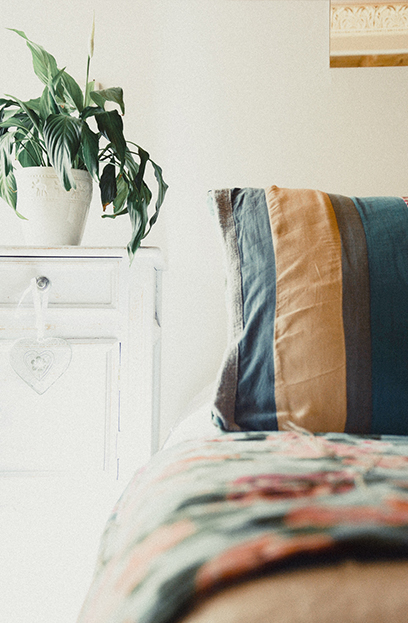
[265, 186, 347, 432]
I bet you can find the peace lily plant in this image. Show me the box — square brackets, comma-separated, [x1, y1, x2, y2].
[0, 25, 168, 262]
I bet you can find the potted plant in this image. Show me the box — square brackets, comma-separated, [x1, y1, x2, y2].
[0, 25, 168, 262]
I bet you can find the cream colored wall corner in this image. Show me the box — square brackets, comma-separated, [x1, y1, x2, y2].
[1, 1, 408, 444]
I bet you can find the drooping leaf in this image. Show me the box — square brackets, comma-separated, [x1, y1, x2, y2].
[148, 159, 168, 229]
[80, 104, 104, 122]
[0, 107, 45, 167]
[80, 121, 99, 181]
[8, 29, 59, 86]
[113, 173, 129, 213]
[100, 162, 116, 209]
[0, 98, 16, 107]
[95, 110, 126, 168]
[43, 114, 81, 190]
[90, 87, 125, 115]
[0, 134, 17, 210]
[4, 95, 41, 133]
[101, 175, 128, 217]
[134, 146, 149, 190]
[124, 148, 140, 180]
[0, 169, 17, 212]
[0, 113, 32, 134]
[0, 132, 13, 178]
[20, 96, 40, 113]
[126, 184, 151, 262]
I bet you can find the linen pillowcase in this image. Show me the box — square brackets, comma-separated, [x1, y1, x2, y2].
[209, 186, 408, 435]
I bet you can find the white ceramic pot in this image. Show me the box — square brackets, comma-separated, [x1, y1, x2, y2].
[15, 167, 93, 246]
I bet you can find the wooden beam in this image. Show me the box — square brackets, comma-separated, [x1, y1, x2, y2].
[330, 52, 408, 67]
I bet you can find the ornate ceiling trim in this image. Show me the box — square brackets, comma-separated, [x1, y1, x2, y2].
[331, 3, 408, 36]
[330, 3, 408, 65]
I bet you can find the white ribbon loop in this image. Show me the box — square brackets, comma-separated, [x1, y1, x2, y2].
[16, 277, 50, 340]
[11, 277, 72, 394]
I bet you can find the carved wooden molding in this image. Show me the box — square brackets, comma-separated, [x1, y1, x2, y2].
[331, 3, 408, 35]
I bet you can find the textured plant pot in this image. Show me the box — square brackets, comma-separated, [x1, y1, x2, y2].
[15, 167, 93, 246]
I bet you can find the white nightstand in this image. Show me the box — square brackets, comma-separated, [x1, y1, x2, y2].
[0, 246, 164, 623]
[0, 246, 164, 481]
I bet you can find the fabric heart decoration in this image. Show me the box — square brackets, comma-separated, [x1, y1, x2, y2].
[10, 337, 72, 394]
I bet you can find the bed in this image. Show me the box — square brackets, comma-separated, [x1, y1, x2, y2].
[76, 186, 408, 623]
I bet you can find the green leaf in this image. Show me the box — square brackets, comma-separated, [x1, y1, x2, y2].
[0, 113, 32, 134]
[0, 98, 15, 107]
[49, 66, 69, 109]
[80, 104, 104, 121]
[0, 110, 45, 167]
[61, 71, 84, 112]
[90, 87, 125, 114]
[43, 114, 81, 190]
[15, 129, 43, 167]
[23, 96, 42, 114]
[4, 95, 41, 133]
[17, 143, 42, 167]
[134, 146, 149, 190]
[95, 110, 127, 167]
[100, 162, 116, 208]
[0, 98, 21, 118]
[0, 134, 17, 211]
[0, 169, 17, 212]
[126, 185, 150, 263]
[149, 159, 168, 229]
[38, 86, 59, 120]
[80, 121, 99, 181]
[124, 148, 140, 180]
[8, 29, 59, 86]
[113, 174, 128, 213]
[0, 132, 13, 177]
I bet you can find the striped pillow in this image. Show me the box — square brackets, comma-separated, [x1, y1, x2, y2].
[210, 186, 408, 435]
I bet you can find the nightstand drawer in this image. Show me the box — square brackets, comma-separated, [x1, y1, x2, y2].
[0, 258, 122, 309]
[0, 246, 163, 480]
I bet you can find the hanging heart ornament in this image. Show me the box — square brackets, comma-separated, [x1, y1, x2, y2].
[10, 337, 72, 394]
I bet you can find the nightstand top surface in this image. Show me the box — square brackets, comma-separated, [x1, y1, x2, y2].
[0, 246, 164, 266]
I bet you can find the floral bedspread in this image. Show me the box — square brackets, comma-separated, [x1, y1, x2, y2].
[77, 431, 408, 623]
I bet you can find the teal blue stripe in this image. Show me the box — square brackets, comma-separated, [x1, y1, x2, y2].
[231, 188, 278, 430]
[351, 197, 408, 435]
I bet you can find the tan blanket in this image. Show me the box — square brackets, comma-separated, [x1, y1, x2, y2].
[183, 560, 408, 623]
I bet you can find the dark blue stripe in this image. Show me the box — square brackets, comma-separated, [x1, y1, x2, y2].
[351, 196, 408, 435]
[231, 188, 277, 430]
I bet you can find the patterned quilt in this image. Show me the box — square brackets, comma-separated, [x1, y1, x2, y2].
[77, 431, 408, 623]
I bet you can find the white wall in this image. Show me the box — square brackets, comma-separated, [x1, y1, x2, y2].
[1, 0, 408, 442]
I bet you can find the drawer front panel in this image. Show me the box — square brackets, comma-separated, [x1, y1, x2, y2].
[0, 259, 121, 309]
[0, 338, 120, 473]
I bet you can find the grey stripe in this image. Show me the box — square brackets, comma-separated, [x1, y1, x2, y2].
[210, 189, 243, 431]
[328, 193, 372, 434]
